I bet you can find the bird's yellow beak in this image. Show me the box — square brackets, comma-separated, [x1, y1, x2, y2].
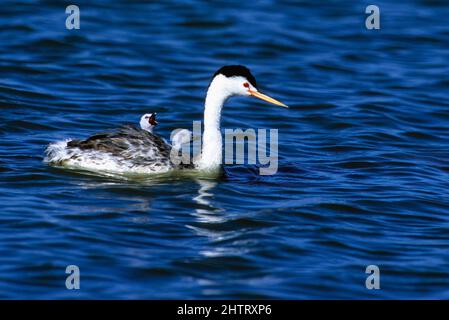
[249, 90, 288, 108]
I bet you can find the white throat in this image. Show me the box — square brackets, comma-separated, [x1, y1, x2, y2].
[140, 115, 155, 133]
[198, 75, 232, 171]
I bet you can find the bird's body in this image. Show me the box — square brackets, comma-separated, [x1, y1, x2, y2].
[44, 65, 287, 175]
[45, 125, 177, 173]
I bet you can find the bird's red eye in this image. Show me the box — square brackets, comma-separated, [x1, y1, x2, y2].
[243, 82, 249, 88]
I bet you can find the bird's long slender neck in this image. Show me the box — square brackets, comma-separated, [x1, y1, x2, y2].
[199, 78, 230, 171]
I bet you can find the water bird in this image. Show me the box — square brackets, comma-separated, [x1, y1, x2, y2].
[45, 65, 287, 174]
[139, 112, 158, 133]
[139, 113, 192, 151]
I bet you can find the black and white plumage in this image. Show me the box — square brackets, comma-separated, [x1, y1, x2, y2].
[45, 65, 287, 175]
[45, 125, 181, 173]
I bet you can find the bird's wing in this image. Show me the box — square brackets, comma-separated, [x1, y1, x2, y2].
[67, 125, 173, 165]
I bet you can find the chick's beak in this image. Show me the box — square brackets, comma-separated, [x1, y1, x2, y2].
[149, 114, 158, 126]
[248, 89, 288, 108]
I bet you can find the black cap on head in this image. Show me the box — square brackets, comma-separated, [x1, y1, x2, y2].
[213, 65, 258, 89]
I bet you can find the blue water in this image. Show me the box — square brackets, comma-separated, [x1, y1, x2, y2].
[1, 0, 449, 299]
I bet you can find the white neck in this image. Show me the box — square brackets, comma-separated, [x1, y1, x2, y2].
[198, 76, 230, 171]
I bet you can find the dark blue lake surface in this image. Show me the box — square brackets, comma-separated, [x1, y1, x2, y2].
[1, 0, 449, 299]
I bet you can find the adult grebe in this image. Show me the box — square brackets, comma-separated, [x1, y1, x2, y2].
[44, 65, 287, 174]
